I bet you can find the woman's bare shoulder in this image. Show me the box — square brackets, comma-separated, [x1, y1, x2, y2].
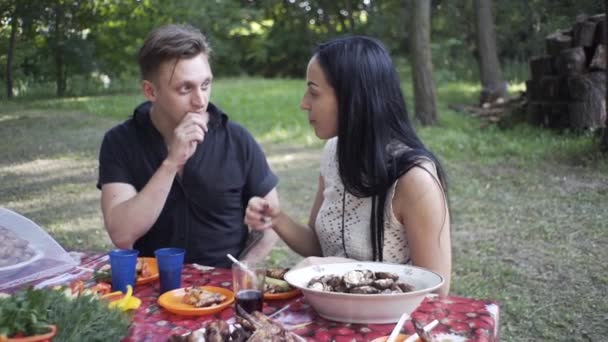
[392, 160, 444, 215]
[397, 160, 440, 193]
[392, 160, 448, 227]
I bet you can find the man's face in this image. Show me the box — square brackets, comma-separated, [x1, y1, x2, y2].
[146, 54, 213, 125]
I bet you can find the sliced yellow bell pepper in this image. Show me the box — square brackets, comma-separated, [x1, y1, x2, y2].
[106, 285, 141, 311]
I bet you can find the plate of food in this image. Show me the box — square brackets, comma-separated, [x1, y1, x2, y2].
[0, 226, 44, 279]
[0, 247, 43, 279]
[263, 268, 300, 300]
[158, 285, 235, 316]
[94, 257, 159, 285]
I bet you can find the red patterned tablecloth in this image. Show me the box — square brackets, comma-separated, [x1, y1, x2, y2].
[18, 254, 500, 341]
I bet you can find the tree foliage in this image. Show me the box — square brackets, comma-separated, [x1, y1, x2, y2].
[0, 0, 604, 98]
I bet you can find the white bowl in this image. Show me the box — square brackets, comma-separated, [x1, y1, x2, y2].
[284, 262, 443, 324]
[0, 247, 44, 279]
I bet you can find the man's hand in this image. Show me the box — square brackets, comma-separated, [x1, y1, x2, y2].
[166, 112, 209, 167]
[245, 196, 281, 231]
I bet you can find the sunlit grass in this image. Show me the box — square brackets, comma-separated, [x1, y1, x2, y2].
[4, 93, 143, 120]
[4, 77, 607, 171]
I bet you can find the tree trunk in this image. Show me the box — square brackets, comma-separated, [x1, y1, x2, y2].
[55, 0, 66, 97]
[345, 0, 356, 32]
[6, 10, 18, 99]
[474, 0, 508, 105]
[601, 5, 608, 151]
[409, 0, 438, 125]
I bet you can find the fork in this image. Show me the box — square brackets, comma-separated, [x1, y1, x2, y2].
[387, 312, 411, 342]
[403, 319, 439, 342]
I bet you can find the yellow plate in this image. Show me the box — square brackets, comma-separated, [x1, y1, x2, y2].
[136, 257, 159, 285]
[264, 287, 301, 300]
[158, 286, 235, 316]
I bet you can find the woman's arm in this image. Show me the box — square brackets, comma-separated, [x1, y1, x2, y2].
[393, 161, 452, 295]
[240, 188, 280, 262]
[245, 175, 325, 257]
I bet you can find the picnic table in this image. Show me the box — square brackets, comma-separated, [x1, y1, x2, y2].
[14, 253, 500, 341]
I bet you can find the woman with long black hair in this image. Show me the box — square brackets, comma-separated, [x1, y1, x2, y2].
[245, 36, 451, 295]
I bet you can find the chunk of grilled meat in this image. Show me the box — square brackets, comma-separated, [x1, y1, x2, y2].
[236, 306, 303, 341]
[205, 320, 231, 342]
[266, 268, 289, 279]
[182, 287, 226, 307]
[230, 327, 251, 342]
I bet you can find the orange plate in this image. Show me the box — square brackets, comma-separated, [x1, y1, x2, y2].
[371, 334, 418, 342]
[6, 324, 57, 342]
[264, 287, 301, 300]
[136, 257, 159, 285]
[158, 286, 235, 316]
[103, 292, 124, 302]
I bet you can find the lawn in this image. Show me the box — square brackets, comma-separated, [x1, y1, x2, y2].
[1, 78, 607, 341]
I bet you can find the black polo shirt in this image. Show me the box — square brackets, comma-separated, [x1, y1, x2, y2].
[97, 101, 278, 267]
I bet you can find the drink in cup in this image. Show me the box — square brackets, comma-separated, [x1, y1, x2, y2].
[236, 289, 264, 313]
[154, 247, 185, 294]
[232, 261, 265, 315]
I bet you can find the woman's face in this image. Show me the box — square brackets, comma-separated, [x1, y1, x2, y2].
[300, 56, 338, 139]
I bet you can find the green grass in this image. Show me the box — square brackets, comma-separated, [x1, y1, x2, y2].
[1, 77, 607, 341]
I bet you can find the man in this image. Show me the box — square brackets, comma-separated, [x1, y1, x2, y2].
[97, 24, 279, 267]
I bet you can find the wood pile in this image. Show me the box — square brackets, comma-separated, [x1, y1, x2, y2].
[526, 13, 606, 130]
[448, 95, 527, 128]
[451, 13, 606, 131]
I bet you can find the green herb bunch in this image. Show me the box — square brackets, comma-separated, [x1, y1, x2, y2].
[0, 287, 131, 341]
[93, 268, 112, 283]
[0, 290, 52, 338]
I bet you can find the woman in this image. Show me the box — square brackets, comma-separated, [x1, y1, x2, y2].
[245, 36, 451, 295]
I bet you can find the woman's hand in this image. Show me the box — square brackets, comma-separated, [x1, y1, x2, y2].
[245, 196, 281, 231]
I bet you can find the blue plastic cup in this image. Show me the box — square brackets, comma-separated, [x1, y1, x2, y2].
[154, 248, 185, 294]
[108, 249, 139, 293]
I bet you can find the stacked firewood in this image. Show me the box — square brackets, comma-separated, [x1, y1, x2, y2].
[448, 95, 527, 128]
[526, 13, 606, 130]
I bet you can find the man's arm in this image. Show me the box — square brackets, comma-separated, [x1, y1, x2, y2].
[240, 188, 280, 262]
[101, 159, 180, 248]
[101, 112, 208, 249]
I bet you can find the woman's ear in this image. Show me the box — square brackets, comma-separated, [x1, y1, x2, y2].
[142, 80, 157, 102]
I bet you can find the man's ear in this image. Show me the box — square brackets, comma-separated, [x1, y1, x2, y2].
[142, 80, 157, 102]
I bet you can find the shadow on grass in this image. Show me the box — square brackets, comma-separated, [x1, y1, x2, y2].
[0, 111, 112, 167]
[0, 109, 113, 251]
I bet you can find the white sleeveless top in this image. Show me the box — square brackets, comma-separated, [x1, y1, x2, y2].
[314, 138, 411, 264]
